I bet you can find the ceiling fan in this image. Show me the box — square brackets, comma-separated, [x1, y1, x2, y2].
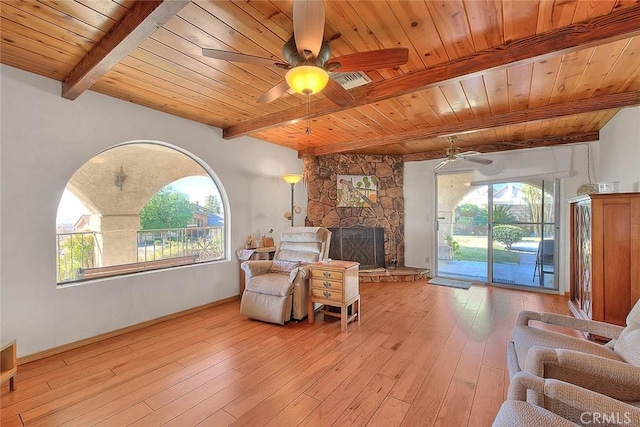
[201, 0, 409, 107]
[432, 136, 493, 172]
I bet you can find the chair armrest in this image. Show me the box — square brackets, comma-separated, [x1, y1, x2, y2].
[515, 310, 624, 339]
[508, 372, 544, 401]
[524, 347, 640, 401]
[508, 372, 640, 425]
[241, 260, 273, 280]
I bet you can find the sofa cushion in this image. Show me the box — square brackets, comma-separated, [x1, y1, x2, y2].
[614, 299, 640, 366]
[269, 259, 300, 274]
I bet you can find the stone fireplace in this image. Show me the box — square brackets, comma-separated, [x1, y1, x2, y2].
[303, 154, 404, 268]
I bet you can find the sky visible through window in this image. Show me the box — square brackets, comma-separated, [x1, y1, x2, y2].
[56, 176, 221, 225]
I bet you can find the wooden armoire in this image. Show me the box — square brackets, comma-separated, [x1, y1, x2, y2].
[569, 193, 640, 326]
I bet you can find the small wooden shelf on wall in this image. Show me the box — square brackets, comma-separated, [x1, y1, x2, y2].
[1, 340, 17, 391]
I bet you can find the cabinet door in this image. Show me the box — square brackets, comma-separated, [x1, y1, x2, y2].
[599, 200, 632, 325]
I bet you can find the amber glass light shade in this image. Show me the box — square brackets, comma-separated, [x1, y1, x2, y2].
[285, 66, 329, 95]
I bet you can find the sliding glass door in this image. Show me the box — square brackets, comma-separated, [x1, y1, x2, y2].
[436, 172, 559, 290]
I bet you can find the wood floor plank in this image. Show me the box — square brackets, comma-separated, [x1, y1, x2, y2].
[1, 280, 581, 427]
[434, 378, 476, 426]
[264, 393, 321, 427]
[453, 323, 489, 385]
[304, 332, 390, 401]
[333, 373, 396, 426]
[367, 395, 411, 427]
[299, 347, 395, 426]
[92, 402, 153, 427]
[195, 409, 237, 426]
[467, 365, 505, 427]
[22, 362, 184, 425]
[399, 346, 462, 426]
[388, 332, 449, 403]
[229, 349, 348, 426]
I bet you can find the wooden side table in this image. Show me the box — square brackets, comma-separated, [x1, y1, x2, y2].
[237, 246, 276, 294]
[1, 340, 17, 391]
[308, 260, 360, 332]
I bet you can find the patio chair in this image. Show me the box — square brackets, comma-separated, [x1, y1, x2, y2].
[532, 239, 554, 284]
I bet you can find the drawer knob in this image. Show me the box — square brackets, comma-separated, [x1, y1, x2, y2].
[323, 291, 331, 298]
[323, 281, 331, 288]
[323, 271, 330, 278]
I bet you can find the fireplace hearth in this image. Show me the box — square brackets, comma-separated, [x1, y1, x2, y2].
[329, 226, 385, 269]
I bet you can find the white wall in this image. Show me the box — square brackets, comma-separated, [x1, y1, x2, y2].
[598, 106, 640, 192]
[0, 65, 307, 357]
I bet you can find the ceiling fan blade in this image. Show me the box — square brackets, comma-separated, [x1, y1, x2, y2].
[293, 0, 325, 58]
[322, 78, 355, 107]
[327, 48, 409, 72]
[202, 49, 287, 68]
[432, 159, 449, 172]
[463, 157, 493, 165]
[456, 150, 481, 157]
[257, 80, 290, 104]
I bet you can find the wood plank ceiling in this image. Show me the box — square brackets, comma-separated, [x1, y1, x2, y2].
[2, 0, 640, 161]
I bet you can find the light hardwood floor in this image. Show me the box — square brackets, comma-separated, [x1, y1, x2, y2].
[1, 280, 576, 426]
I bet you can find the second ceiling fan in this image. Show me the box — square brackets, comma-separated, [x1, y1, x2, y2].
[432, 136, 493, 172]
[202, 0, 409, 107]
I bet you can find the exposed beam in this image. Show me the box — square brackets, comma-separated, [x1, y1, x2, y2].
[224, 3, 640, 139]
[62, 0, 189, 100]
[301, 91, 639, 156]
[402, 131, 600, 162]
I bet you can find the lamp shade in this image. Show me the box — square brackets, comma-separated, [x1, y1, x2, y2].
[285, 66, 329, 95]
[282, 173, 303, 184]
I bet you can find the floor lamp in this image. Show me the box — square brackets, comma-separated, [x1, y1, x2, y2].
[282, 174, 303, 226]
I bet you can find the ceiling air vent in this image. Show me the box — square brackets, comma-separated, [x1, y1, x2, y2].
[329, 71, 372, 90]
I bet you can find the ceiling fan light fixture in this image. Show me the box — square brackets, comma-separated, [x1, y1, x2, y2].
[285, 65, 329, 95]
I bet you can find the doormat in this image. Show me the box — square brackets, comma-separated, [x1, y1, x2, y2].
[428, 277, 472, 290]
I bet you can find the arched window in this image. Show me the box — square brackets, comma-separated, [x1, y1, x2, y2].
[55, 142, 227, 284]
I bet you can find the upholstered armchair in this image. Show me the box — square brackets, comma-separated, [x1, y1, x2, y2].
[240, 227, 331, 325]
[507, 299, 640, 405]
[493, 372, 640, 426]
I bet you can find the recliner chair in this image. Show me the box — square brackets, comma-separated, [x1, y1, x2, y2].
[240, 227, 331, 325]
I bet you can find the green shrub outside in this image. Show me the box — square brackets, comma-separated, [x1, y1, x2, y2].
[493, 225, 524, 250]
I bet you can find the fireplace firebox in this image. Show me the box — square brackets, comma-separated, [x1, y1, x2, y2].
[328, 226, 385, 269]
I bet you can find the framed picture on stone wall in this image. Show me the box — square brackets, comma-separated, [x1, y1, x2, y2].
[337, 175, 378, 207]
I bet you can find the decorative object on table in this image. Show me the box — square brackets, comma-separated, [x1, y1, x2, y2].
[577, 144, 598, 195]
[337, 175, 378, 207]
[245, 234, 255, 249]
[261, 228, 275, 248]
[282, 173, 303, 226]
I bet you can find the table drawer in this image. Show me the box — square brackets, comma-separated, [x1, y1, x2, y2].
[311, 269, 344, 281]
[311, 288, 343, 302]
[311, 278, 344, 291]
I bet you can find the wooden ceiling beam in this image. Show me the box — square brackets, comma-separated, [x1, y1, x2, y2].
[224, 3, 640, 139]
[62, 0, 189, 100]
[402, 131, 600, 162]
[301, 91, 639, 156]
